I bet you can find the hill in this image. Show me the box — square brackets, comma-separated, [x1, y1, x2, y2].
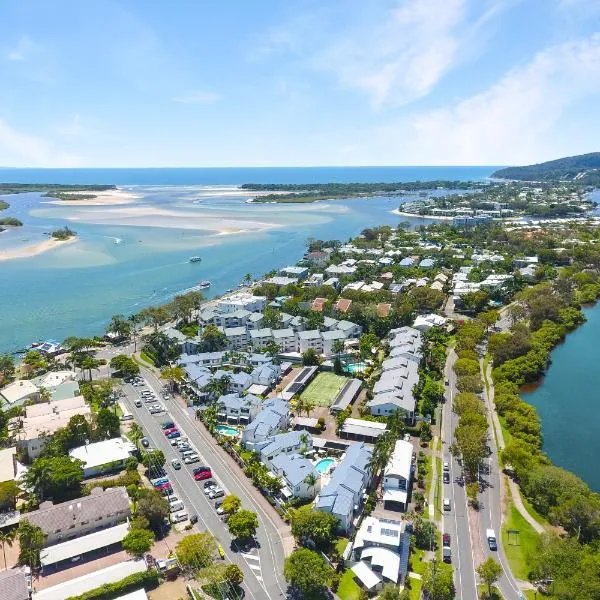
[492, 152, 600, 183]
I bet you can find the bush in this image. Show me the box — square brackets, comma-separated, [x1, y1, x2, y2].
[85, 470, 140, 493]
[66, 570, 159, 600]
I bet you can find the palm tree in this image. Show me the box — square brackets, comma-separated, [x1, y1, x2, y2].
[80, 355, 102, 381]
[304, 399, 315, 418]
[128, 314, 140, 352]
[304, 472, 319, 498]
[0, 528, 15, 569]
[332, 340, 345, 358]
[243, 273, 253, 286]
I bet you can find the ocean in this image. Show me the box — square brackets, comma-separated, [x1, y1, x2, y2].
[0, 166, 497, 353]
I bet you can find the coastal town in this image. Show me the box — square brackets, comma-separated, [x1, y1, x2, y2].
[2, 173, 600, 600]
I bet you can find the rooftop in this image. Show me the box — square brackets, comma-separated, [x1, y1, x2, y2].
[341, 418, 388, 439]
[0, 447, 17, 483]
[0, 569, 28, 600]
[384, 440, 413, 481]
[0, 380, 38, 405]
[69, 438, 136, 471]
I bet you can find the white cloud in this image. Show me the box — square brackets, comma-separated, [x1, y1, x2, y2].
[171, 91, 221, 104]
[394, 34, 600, 164]
[0, 118, 80, 167]
[7, 35, 38, 62]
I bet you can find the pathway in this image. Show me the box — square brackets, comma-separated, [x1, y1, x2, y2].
[428, 435, 439, 522]
[482, 360, 544, 535]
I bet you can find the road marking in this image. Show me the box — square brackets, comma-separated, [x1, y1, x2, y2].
[242, 553, 261, 562]
[248, 563, 262, 572]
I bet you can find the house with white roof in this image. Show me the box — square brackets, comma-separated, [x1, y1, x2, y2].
[69, 438, 137, 478]
[280, 266, 309, 280]
[251, 363, 281, 387]
[325, 264, 357, 276]
[217, 293, 266, 313]
[0, 380, 40, 406]
[336, 320, 362, 338]
[413, 313, 448, 332]
[382, 440, 413, 511]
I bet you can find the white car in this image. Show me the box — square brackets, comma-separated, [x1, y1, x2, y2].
[443, 497, 451, 511]
[170, 511, 188, 523]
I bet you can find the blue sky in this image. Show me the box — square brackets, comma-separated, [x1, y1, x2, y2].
[1, 0, 599, 167]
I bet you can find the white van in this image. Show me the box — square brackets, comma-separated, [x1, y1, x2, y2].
[171, 511, 188, 523]
[169, 500, 184, 513]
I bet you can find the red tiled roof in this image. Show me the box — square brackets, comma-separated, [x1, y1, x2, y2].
[377, 303, 392, 317]
[311, 297, 328, 312]
[334, 298, 352, 313]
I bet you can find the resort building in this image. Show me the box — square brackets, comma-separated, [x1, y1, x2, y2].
[12, 396, 91, 460]
[241, 398, 290, 448]
[272, 328, 297, 353]
[259, 430, 312, 467]
[297, 330, 323, 354]
[25, 486, 131, 547]
[271, 454, 320, 499]
[314, 442, 372, 532]
[382, 440, 414, 511]
[69, 438, 137, 478]
[0, 379, 40, 406]
[223, 326, 249, 350]
[412, 313, 447, 332]
[250, 328, 273, 350]
[217, 293, 267, 313]
[279, 266, 309, 280]
[0, 569, 29, 600]
[321, 330, 347, 357]
[251, 363, 281, 387]
[216, 393, 262, 424]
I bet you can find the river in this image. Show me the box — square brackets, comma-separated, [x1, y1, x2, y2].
[522, 302, 600, 491]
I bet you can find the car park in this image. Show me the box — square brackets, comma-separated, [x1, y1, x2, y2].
[216, 505, 226, 515]
[171, 458, 182, 470]
[148, 466, 167, 479]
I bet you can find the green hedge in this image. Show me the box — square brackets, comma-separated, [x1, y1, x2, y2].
[66, 569, 159, 600]
[85, 470, 141, 493]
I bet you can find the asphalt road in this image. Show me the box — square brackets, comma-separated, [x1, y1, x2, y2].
[442, 350, 478, 600]
[121, 372, 289, 600]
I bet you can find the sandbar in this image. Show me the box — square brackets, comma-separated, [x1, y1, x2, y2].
[0, 236, 78, 262]
[43, 188, 141, 206]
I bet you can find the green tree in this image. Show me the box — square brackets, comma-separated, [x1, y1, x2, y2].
[262, 306, 282, 329]
[302, 348, 321, 366]
[24, 456, 84, 501]
[171, 291, 204, 323]
[136, 489, 170, 534]
[227, 509, 258, 540]
[175, 532, 217, 572]
[289, 507, 338, 549]
[200, 324, 228, 352]
[221, 495, 241, 515]
[122, 527, 154, 558]
[106, 314, 132, 340]
[284, 548, 333, 597]
[95, 408, 121, 439]
[379, 583, 402, 600]
[0, 354, 15, 383]
[412, 516, 437, 550]
[422, 560, 454, 600]
[142, 450, 166, 470]
[264, 341, 280, 358]
[359, 333, 379, 359]
[476, 558, 503, 598]
[109, 354, 140, 378]
[161, 366, 184, 391]
[17, 519, 45, 570]
[0, 480, 19, 511]
[420, 378, 444, 417]
[224, 563, 244, 586]
[0, 528, 16, 569]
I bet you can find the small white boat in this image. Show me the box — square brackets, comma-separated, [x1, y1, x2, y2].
[189, 256, 202, 263]
[198, 280, 211, 289]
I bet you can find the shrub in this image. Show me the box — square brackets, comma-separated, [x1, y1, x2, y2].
[66, 570, 159, 600]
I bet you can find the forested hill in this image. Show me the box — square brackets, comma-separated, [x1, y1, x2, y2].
[492, 152, 600, 184]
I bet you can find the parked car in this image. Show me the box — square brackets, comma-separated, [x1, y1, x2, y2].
[163, 427, 178, 436]
[155, 482, 172, 492]
[194, 470, 212, 481]
[169, 500, 184, 513]
[178, 443, 192, 453]
[134, 399, 142, 408]
[171, 458, 182, 470]
[216, 505, 226, 515]
[443, 497, 451, 511]
[150, 476, 169, 486]
[202, 477, 215, 487]
[443, 472, 450, 484]
[486, 529, 497, 551]
[161, 421, 175, 430]
[209, 488, 224, 500]
[189, 514, 198, 525]
[160, 486, 174, 496]
[443, 461, 450, 472]
[141, 437, 150, 448]
[442, 534, 451, 562]
[171, 511, 188, 523]
[167, 431, 181, 439]
[184, 454, 200, 464]
[204, 484, 217, 495]
[167, 495, 179, 505]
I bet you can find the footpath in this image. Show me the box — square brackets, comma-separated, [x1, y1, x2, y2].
[481, 359, 545, 535]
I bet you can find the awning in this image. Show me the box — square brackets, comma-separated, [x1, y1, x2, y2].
[383, 488, 408, 506]
[351, 561, 382, 590]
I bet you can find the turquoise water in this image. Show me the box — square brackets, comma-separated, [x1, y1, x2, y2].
[522, 303, 600, 491]
[345, 363, 367, 374]
[215, 425, 239, 436]
[315, 458, 335, 474]
[0, 167, 496, 353]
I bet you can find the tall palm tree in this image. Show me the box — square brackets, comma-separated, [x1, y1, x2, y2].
[243, 273, 253, 286]
[304, 399, 315, 418]
[128, 314, 140, 352]
[0, 528, 15, 569]
[304, 472, 319, 498]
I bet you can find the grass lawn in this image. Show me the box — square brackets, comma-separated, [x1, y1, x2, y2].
[335, 537, 349, 556]
[409, 547, 428, 575]
[337, 569, 362, 600]
[408, 577, 422, 600]
[434, 457, 442, 519]
[502, 500, 541, 580]
[300, 372, 347, 407]
[521, 495, 550, 529]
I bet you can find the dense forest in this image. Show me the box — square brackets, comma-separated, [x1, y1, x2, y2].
[493, 152, 600, 183]
[242, 181, 483, 202]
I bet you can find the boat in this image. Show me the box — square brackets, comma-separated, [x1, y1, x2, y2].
[198, 280, 211, 289]
[189, 256, 202, 263]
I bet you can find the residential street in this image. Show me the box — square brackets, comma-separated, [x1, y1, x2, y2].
[120, 368, 291, 600]
[442, 350, 478, 600]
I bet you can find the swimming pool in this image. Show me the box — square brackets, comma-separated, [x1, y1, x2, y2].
[215, 425, 239, 437]
[315, 458, 336, 474]
[345, 362, 367, 374]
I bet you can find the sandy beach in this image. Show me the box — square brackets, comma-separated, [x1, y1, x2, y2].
[392, 208, 453, 220]
[43, 188, 142, 206]
[0, 236, 78, 262]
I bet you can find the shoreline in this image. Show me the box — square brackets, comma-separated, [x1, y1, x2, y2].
[42, 188, 142, 206]
[0, 236, 78, 262]
[392, 209, 453, 220]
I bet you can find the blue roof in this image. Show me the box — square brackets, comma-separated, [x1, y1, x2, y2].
[271, 454, 316, 487]
[244, 398, 289, 438]
[260, 430, 309, 457]
[419, 258, 435, 267]
[399, 258, 414, 266]
[218, 393, 261, 411]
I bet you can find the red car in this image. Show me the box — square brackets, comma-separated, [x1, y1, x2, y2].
[155, 482, 172, 492]
[193, 469, 212, 481]
[163, 427, 178, 436]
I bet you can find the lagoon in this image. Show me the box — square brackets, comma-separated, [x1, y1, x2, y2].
[522, 303, 600, 491]
[0, 166, 494, 354]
